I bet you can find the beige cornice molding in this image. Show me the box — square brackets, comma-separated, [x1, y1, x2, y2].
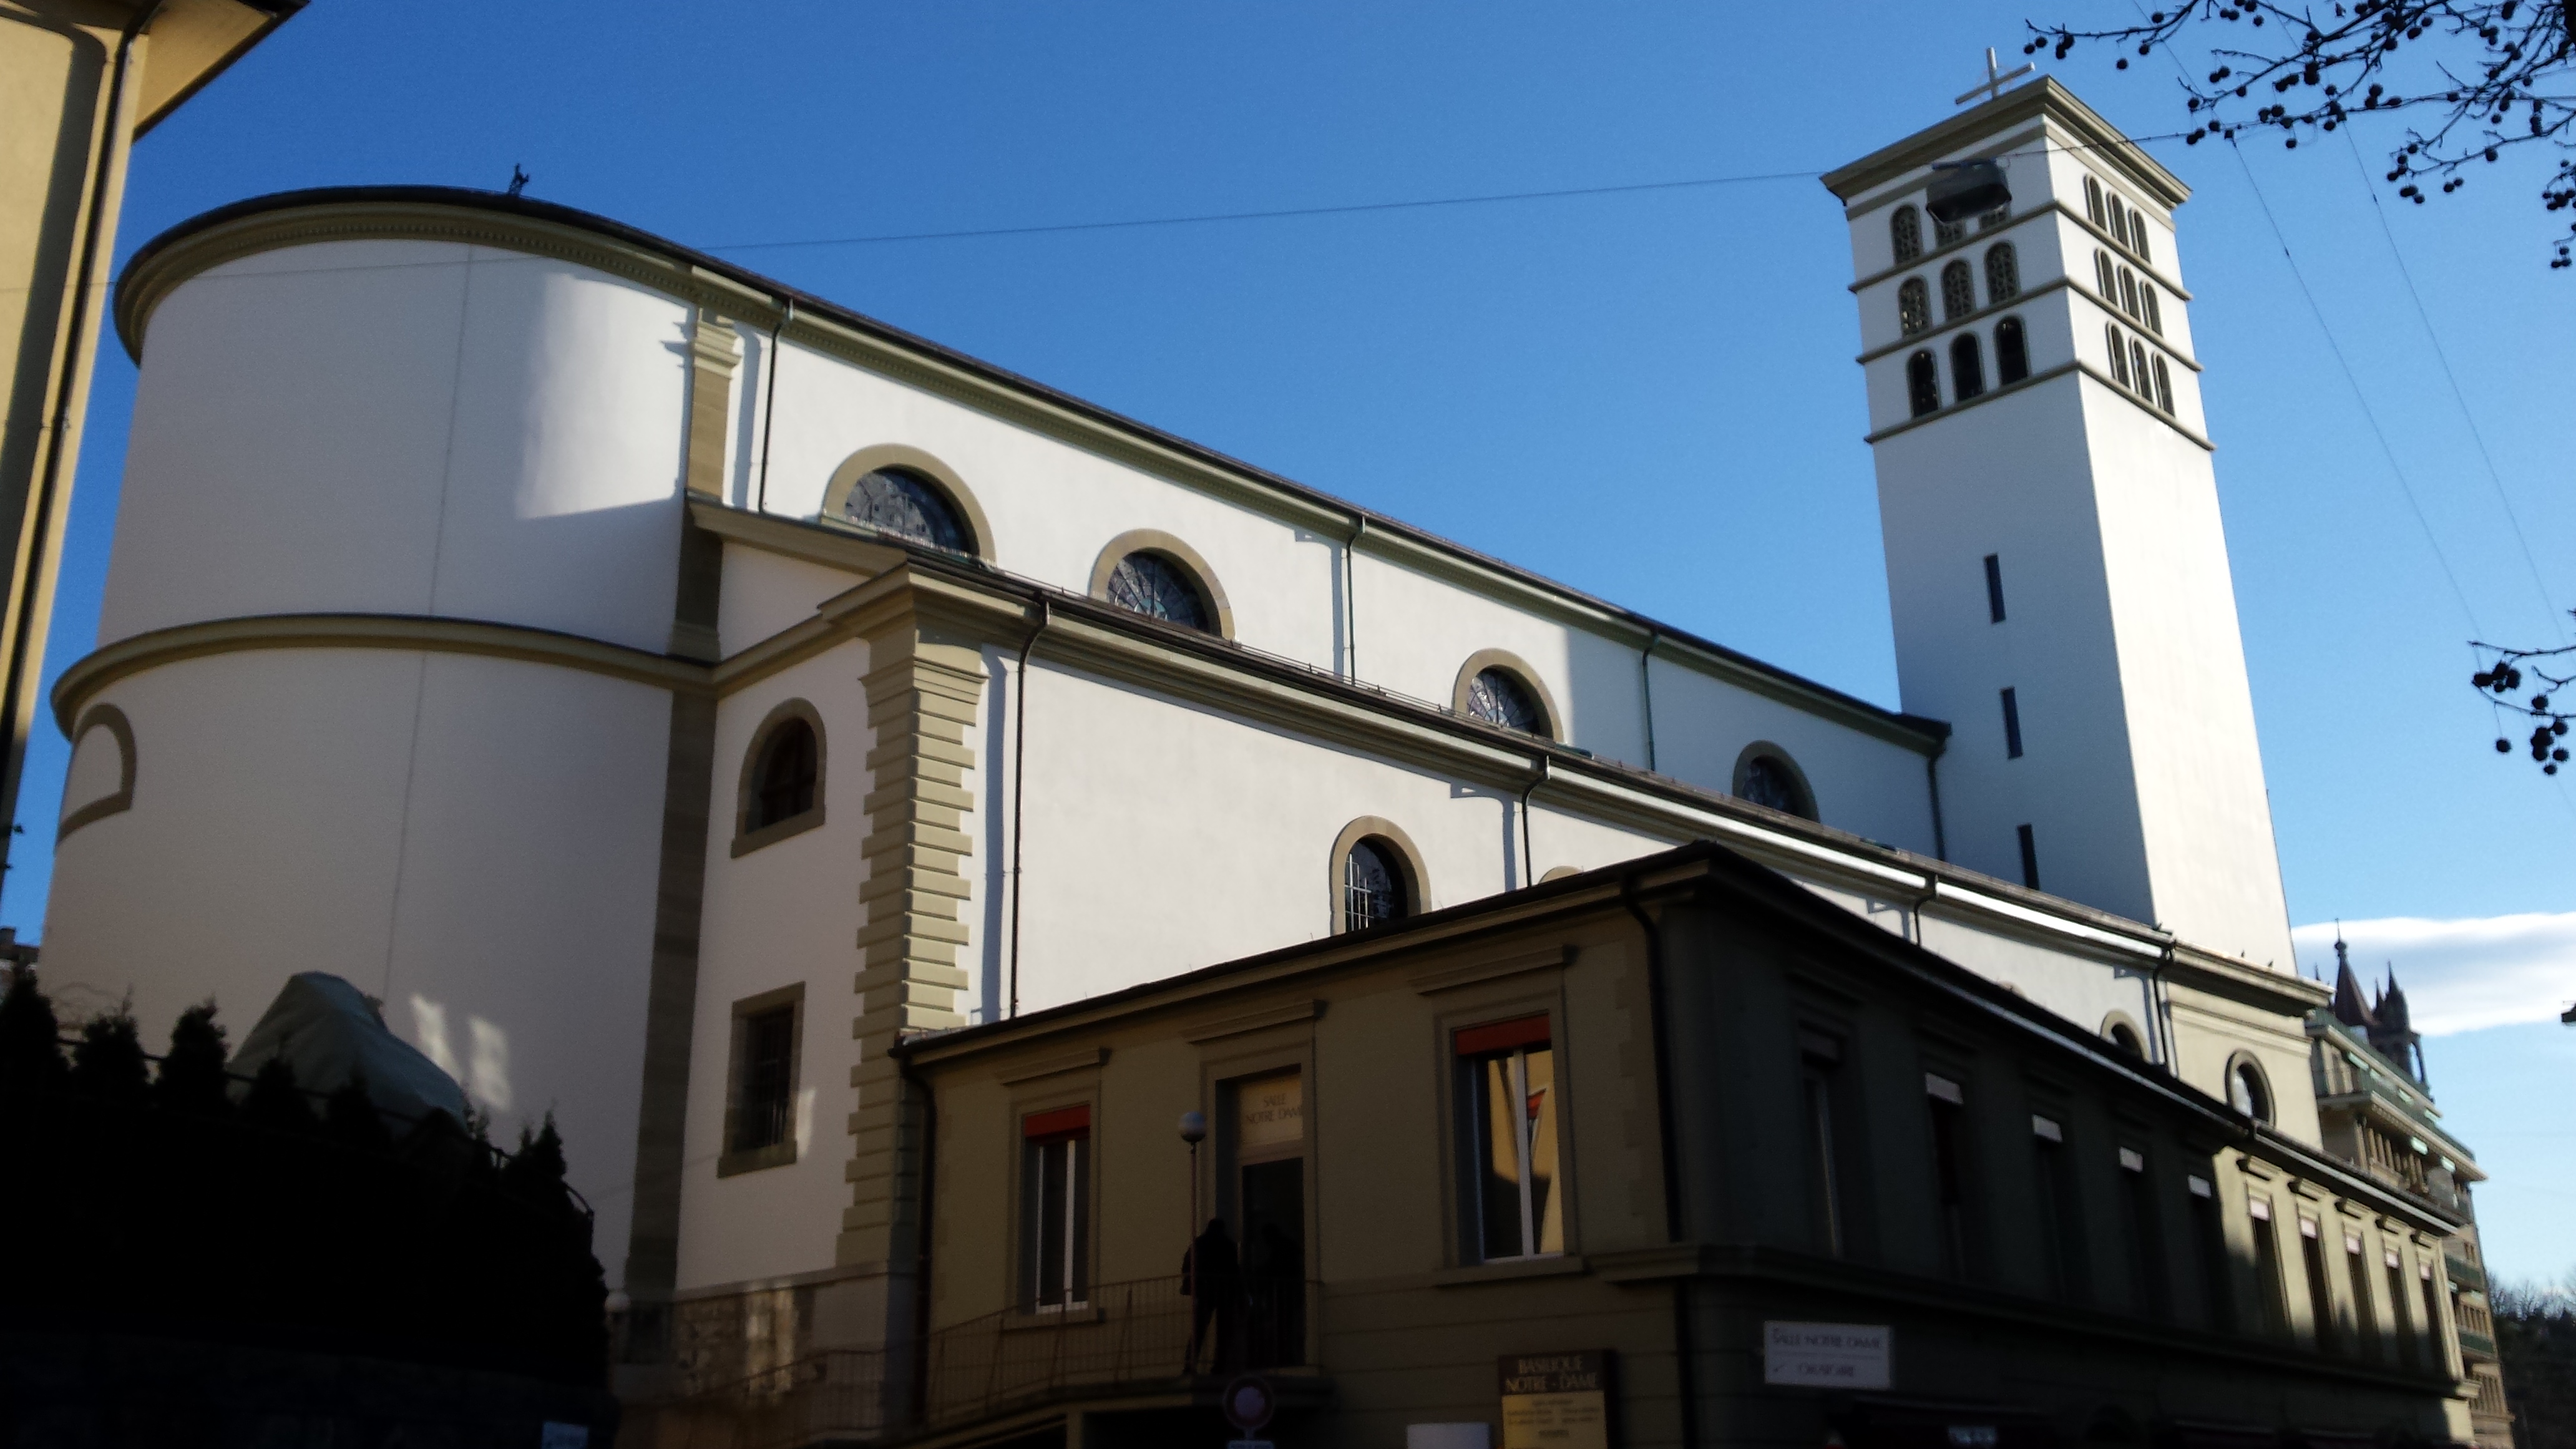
[52, 612, 711, 733]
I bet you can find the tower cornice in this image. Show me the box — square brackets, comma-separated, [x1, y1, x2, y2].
[1820, 77, 2188, 210]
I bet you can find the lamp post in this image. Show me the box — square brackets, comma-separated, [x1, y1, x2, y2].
[1179, 1108, 1208, 1368]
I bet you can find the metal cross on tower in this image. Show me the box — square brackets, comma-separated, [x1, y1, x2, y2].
[1954, 46, 2036, 106]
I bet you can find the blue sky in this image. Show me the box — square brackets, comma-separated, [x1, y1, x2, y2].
[11, 2, 2570, 1275]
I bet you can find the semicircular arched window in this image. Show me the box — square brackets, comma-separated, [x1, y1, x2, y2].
[1106, 551, 1212, 632]
[1466, 667, 1547, 735]
[1906, 351, 1940, 418]
[1940, 260, 1976, 322]
[1891, 204, 1924, 263]
[843, 466, 968, 552]
[1897, 278, 1931, 336]
[2229, 1059, 2273, 1124]
[1737, 752, 1814, 820]
[1995, 315, 2029, 385]
[748, 717, 819, 831]
[2105, 1019, 2145, 1057]
[1342, 836, 1409, 932]
[1983, 242, 2019, 303]
[1949, 333, 1985, 401]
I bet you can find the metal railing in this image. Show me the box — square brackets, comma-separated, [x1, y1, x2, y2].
[645, 1274, 1317, 1448]
[922, 1274, 1315, 1429]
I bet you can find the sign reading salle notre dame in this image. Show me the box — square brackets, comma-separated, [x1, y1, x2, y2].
[1498, 1350, 1616, 1448]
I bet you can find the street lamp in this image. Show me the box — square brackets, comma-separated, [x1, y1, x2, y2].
[1179, 1109, 1209, 1367]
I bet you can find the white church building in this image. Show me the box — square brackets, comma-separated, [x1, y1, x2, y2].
[42, 79, 2344, 1378]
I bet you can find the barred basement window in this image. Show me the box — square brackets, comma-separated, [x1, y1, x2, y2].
[1941, 260, 1976, 321]
[1994, 316, 2029, 384]
[1106, 551, 1212, 632]
[1983, 243, 2019, 303]
[1898, 277, 1931, 335]
[1907, 351, 1941, 417]
[1891, 204, 1924, 262]
[844, 466, 969, 552]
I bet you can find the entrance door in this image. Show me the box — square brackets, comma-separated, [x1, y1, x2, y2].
[1239, 1157, 1305, 1366]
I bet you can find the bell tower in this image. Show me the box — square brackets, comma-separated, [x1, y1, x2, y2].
[1822, 76, 2296, 971]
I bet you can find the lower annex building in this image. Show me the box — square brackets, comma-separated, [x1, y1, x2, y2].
[31, 72, 2502, 1448]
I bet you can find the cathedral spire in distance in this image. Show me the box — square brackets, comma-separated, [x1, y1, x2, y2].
[2329, 929, 2378, 1031]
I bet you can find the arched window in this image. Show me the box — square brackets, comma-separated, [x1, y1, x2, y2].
[2139, 284, 2162, 336]
[2229, 1058, 2273, 1125]
[2130, 213, 2153, 264]
[1106, 551, 1212, 632]
[1940, 260, 1976, 321]
[2105, 324, 2131, 388]
[2103, 1017, 2145, 1057]
[2118, 266, 2140, 321]
[1950, 333, 1985, 400]
[843, 466, 968, 552]
[1891, 205, 1923, 263]
[2083, 175, 2107, 227]
[1733, 744, 1815, 820]
[2151, 356, 2174, 414]
[1976, 201, 2010, 232]
[1343, 836, 1409, 931]
[1906, 352, 1940, 418]
[737, 701, 828, 854]
[2094, 250, 2117, 300]
[1983, 243, 2019, 303]
[1898, 278, 1931, 336]
[2130, 338, 2151, 397]
[1994, 316, 2029, 384]
[1467, 667, 1546, 735]
[1934, 214, 1965, 248]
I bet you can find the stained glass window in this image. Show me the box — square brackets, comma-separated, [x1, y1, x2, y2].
[1466, 667, 1546, 735]
[1740, 754, 1808, 817]
[1106, 552, 1211, 632]
[1891, 205, 1923, 263]
[1941, 260, 1976, 321]
[1343, 838, 1405, 932]
[844, 467, 967, 552]
[1983, 243, 2019, 303]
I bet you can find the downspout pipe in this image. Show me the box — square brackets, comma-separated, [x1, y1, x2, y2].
[1621, 872, 1699, 1448]
[898, 1051, 939, 1419]
[754, 298, 791, 513]
[1517, 756, 1548, 889]
[1639, 630, 1659, 774]
[1344, 514, 1366, 681]
[1, 0, 165, 904]
[1924, 744, 1949, 862]
[1005, 597, 1050, 1018]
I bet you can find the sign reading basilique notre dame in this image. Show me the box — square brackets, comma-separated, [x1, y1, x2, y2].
[1498, 1350, 1616, 1448]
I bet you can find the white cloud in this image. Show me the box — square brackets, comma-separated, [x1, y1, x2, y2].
[2292, 914, 2576, 1037]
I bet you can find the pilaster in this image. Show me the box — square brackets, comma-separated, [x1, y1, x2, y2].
[836, 619, 983, 1274]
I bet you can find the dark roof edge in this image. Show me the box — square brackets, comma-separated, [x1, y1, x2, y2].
[893, 838, 2453, 1233]
[113, 185, 1942, 748]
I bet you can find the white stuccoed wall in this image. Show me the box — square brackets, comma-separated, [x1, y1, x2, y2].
[46, 238, 697, 1286]
[1841, 100, 2295, 973]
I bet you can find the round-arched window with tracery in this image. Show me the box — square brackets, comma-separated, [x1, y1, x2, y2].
[1466, 667, 1546, 735]
[844, 467, 968, 552]
[1343, 837, 1407, 932]
[1106, 552, 1211, 632]
[1739, 754, 1811, 819]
